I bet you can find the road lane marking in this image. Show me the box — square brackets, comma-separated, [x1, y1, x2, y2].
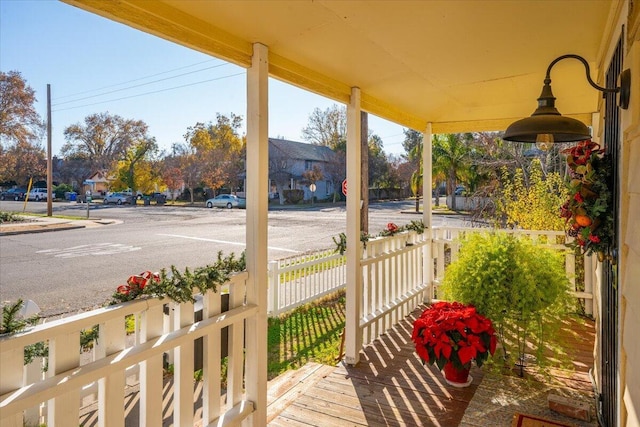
[37, 243, 141, 258]
[157, 233, 299, 253]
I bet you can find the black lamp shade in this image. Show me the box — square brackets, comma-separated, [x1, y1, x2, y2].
[504, 77, 592, 143]
[503, 114, 591, 143]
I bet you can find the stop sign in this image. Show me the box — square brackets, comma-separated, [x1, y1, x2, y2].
[341, 179, 347, 196]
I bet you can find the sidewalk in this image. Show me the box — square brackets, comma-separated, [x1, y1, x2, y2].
[0, 215, 117, 236]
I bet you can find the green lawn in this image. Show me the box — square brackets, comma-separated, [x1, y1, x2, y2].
[267, 291, 346, 379]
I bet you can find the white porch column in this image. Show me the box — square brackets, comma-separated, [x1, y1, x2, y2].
[345, 87, 362, 366]
[422, 123, 433, 303]
[245, 42, 269, 426]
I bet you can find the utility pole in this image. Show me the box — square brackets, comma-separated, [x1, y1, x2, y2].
[360, 111, 368, 234]
[46, 84, 53, 217]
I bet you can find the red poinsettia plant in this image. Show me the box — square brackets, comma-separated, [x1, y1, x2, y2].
[559, 139, 613, 255]
[412, 301, 497, 370]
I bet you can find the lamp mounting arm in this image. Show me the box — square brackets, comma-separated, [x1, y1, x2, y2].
[545, 54, 616, 94]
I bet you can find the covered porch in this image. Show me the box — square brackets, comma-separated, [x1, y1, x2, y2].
[2, 1, 639, 426]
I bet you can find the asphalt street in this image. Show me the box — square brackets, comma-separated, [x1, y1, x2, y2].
[0, 200, 468, 317]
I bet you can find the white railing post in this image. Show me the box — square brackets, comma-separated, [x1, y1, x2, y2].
[139, 304, 164, 427]
[423, 123, 433, 304]
[268, 260, 279, 316]
[47, 331, 81, 426]
[202, 290, 222, 424]
[98, 318, 126, 427]
[345, 86, 363, 366]
[24, 357, 44, 426]
[0, 345, 24, 427]
[245, 41, 270, 426]
[173, 301, 195, 427]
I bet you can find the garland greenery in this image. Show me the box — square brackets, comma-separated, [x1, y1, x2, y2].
[1, 250, 246, 367]
[0, 299, 40, 335]
[333, 220, 425, 255]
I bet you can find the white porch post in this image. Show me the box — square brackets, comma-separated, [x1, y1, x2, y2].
[345, 87, 362, 366]
[245, 42, 269, 425]
[422, 123, 433, 303]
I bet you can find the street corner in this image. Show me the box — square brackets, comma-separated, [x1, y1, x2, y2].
[0, 217, 121, 235]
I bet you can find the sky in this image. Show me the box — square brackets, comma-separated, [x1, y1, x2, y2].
[0, 0, 408, 158]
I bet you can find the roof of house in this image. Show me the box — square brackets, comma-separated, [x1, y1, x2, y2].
[269, 138, 334, 162]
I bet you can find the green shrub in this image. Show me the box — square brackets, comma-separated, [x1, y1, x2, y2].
[54, 183, 73, 199]
[439, 232, 574, 373]
[283, 189, 304, 204]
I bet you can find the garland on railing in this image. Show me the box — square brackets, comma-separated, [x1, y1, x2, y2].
[559, 139, 614, 256]
[110, 251, 246, 304]
[333, 220, 425, 255]
[0, 299, 39, 335]
[1, 251, 246, 367]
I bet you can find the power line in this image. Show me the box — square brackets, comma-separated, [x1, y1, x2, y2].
[54, 59, 221, 100]
[52, 63, 231, 107]
[52, 72, 245, 112]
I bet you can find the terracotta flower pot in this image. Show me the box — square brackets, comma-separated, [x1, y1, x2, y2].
[443, 362, 473, 388]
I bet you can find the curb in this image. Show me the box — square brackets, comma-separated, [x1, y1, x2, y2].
[0, 223, 86, 236]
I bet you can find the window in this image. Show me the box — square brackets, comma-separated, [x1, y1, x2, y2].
[305, 160, 312, 170]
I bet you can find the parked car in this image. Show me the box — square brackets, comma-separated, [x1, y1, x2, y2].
[0, 188, 27, 201]
[27, 188, 51, 201]
[103, 192, 133, 205]
[206, 194, 239, 209]
[454, 185, 466, 196]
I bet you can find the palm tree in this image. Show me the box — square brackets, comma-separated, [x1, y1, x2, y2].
[432, 134, 472, 211]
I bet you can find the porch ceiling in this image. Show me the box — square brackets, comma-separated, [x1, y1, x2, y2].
[63, 0, 616, 134]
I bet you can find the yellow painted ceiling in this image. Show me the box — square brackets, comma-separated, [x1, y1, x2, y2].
[63, 0, 616, 133]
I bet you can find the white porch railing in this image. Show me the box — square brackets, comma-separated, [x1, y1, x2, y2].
[0, 272, 259, 427]
[431, 226, 596, 316]
[358, 231, 430, 346]
[1, 226, 598, 426]
[267, 249, 346, 316]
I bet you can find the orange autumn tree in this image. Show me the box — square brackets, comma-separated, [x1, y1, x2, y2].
[184, 113, 245, 196]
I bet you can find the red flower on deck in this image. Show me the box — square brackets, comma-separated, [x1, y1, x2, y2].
[412, 301, 497, 370]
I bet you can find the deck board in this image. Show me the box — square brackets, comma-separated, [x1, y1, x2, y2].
[269, 307, 596, 427]
[78, 306, 596, 426]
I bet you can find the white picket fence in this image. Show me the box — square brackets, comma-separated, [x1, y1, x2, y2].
[0, 272, 258, 427]
[431, 226, 596, 316]
[359, 231, 430, 346]
[267, 249, 346, 316]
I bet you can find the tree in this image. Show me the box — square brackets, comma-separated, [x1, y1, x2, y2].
[302, 104, 346, 150]
[160, 154, 184, 200]
[172, 142, 201, 204]
[57, 155, 92, 192]
[183, 113, 244, 195]
[0, 140, 46, 185]
[367, 134, 390, 189]
[402, 129, 423, 161]
[403, 130, 424, 212]
[111, 137, 160, 196]
[269, 145, 293, 205]
[0, 71, 44, 147]
[322, 147, 346, 203]
[491, 158, 568, 231]
[62, 112, 149, 173]
[432, 133, 473, 211]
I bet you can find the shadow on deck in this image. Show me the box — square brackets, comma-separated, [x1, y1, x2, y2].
[78, 308, 596, 426]
[268, 307, 597, 427]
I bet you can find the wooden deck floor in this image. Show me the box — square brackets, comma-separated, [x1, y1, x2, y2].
[268, 308, 597, 427]
[78, 307, 596, 426]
